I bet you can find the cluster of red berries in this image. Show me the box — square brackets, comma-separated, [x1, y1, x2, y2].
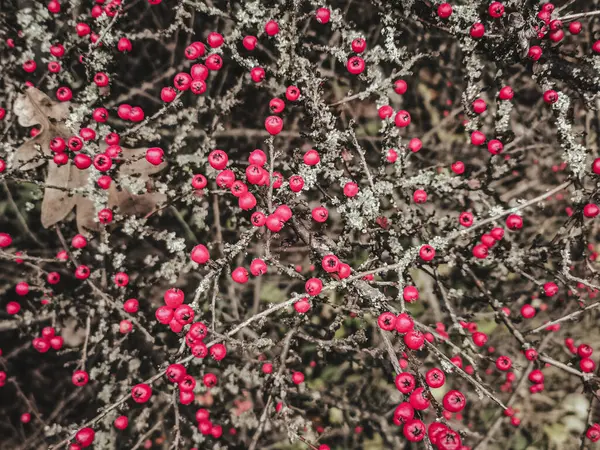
[116, 103, 145, 122]
[194, 407, 223, 439]
[154, 288, 195, 332]
[565, 339, 597, 373]
[472, 226, 505, 259]
[535, 3, 582, 44]
[165, 362, 218, 405]
[347, 37, 367, 75]
[4, 0, 600, 447]
[378, 311, 425, 350]
[31, 326, 64, 353]
[468, 87, 514, 156]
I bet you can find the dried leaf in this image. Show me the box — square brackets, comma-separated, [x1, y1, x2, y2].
[13, 134, 49, 171]
[108, 187, 167, 217]
[100, 143, 167, 176]
[13, 87, 70, 128]
[13, 87, 71, 171]
[12, 88, 167, 234]
[41, 159, 87, 229]
[76, 198, 99, 234]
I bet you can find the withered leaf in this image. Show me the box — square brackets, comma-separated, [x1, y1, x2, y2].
[13, 88, 167, 234]
[41, 159, 88, 228]
[13, 87, 71, 128]
[13, 88, 72, 171]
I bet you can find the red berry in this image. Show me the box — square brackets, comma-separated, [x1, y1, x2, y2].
[206, 54, 223, 71]
[451, 161, 465, 174]
[395, 372, 416, 394]
[506, 214, 523, 230]
[250, 67, 265, 83]
[419, 244, 435, 261]
[312, 206, 329, 222]
[470, 23, 485, 38]
[303, 149, 320, 165]
[265, 20, 280, 36]
[495, 355, 512, 371]
[580, 358, 596, 373]
[232, 267, 249, 284]
[569, 21, 582, 35]
[403, 286, 419, 303]
[437, 3, 452, 19]
[315, 8, 330, 24]
[528, 46, 542, 61]
[347, 56, 365, 75]
[286, 86, 300, 101]
[114, 416, 128, 430]
[131, 383, 152, 403]
[250, 259, 268, 276]
[75, 428, 95, 448]
[294, 298, 311, 314]
[521, 304, 536, 318]
[378, 105, 394, 119]
[351, 38, 366, 53]
[543, 89, 558, 104]
[584, 204, 599, 218]
[402, 419, 425, 442]
[472, 98, 486, 114]
[393, 402, 415, 425]
[543, 281, 558, 296]
[305, 278, 323, 296]
[425, 368, 445, 388]
[488, 2, 505, 18]
[292, 371, 304, 384]
[210, 343, 227, 360]
[265, 116, 283, 135]
[343, 182, 359, 197]
[408, 138, 422, 152]
[394, 110, 411, 127]
[72, 370, 89, 386]
[404, 330, 425, 350]
[242, 35, 257, 50]
[443, 390, 466, 412]
[208, 149, 228, 170]
[394, 80, 408, 95]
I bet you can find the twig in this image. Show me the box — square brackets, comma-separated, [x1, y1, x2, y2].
[80, 317, 91, 370]
[378, 329, 402, 374]
[526, 302, 600, 335]
[169, 391, 181, 450]
[210, 277, 219, 333]
[424, 340, 507, 409]
[248, 328, 296, 450]
[54, 226, 155, 343]
[2, 181, 43, 247]
[49, 297, 298, 449]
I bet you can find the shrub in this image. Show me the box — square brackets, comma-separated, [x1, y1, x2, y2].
[1, 1, 600, 449]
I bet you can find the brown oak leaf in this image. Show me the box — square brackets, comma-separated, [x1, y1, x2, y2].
[13, 87, 167, 234]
